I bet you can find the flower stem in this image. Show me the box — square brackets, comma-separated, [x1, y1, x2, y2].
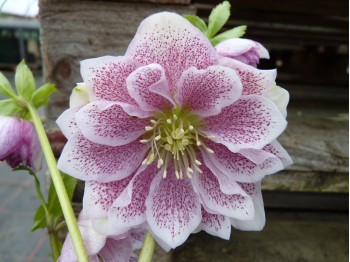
[27, 104, 89, 262]
[138, 231, 156, 262]
[48, 229, 61, 261]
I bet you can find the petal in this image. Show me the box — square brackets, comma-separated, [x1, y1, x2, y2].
[126, 12, 217, 95]
[57, 132, 149, 182]
[109, 165, 157, 229]
[202, 140, 284, 183]
[126, 64, 174, 112]
[267, 85, 290, 118]
[69, 83, 90, 108]
[0, 116, 23, 158]
[263, 140, 293, 168]
[216, 38, 269, 59]
[76, 101, 148, 146]
[203, 95, 287, 152]
[192, 164, 254, 220]
[231, 182, 265, 231]
[56, 107, 81, 139]
[98, 237, 133, 262]
[83, 176, 133, 218]
[91, 217, 130, 237]
[200, 208, 231, 240]
[145, 166, 201, 248]
[81, 56, 140, 103]
[174, 66, 242, 117]
[218, 57, 276, 95]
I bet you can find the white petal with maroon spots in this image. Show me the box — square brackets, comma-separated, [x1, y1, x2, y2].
[109, 165, 157, 229]
[218, 57, 276, 95]
[192, 164, 254, 220]
[145, 166, 201, 249]
[126, 12, 217, 95]
[263, 140, 293, 167]
[56, 107, 81, 138]
[203, 95, 287, 152]
[83, 176, 133, 218]
[126, 64, 174, 112]
[202, 140, 284, 183]
[200, 208, 231, 240]
[81, 56, 141, 103]
[76, 101, 148, 146]
[231, 182, 265, 231]
[174, 66, 242, 117]
[57, 132, 149, 182]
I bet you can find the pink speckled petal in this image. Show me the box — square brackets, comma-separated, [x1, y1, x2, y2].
[109, 164, 157, 229]
[56, 107, 81, 139]
[81, 56, 141, 103]
[76, 101, 148, 146]
[200, 208, 231, 240]
[216, 38, 269, 59]
[218, 57, 276, 95]
[231, 182, 265, 231]
[174, 66, 242, 117]
[145, 165, 201, 248]
[126, 64, 174, 112]
[263, 140, 293, 167]
[83, 176, 133, 218]
[203, 95, 287, 152]
[57, 132, 149, 182]
[126, 12, 217, 95]
[201, 140, 284, 183]
[192, 164, 254, 220]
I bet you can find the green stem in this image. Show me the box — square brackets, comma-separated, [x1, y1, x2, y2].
[48, 229, 61, 261]
[27, 104, 89, 262]
[138, 231, 156, 262]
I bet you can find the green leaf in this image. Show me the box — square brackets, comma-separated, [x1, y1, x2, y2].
[183, 15, 207, 33]
[207, 1, 231, 38]
[210, 25, 247, 46]
[0, 99, 22, 116]
[32, 205, 46, 231]
[47, 173, 77, 219]
[30, 83, 57, 109]
[0, 71, 16, 98]
[15, 60, 36, 101]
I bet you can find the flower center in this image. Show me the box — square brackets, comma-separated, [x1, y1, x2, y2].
[140, 108, 214, 179]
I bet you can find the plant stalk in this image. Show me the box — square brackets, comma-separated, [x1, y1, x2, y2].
[138, 231, 156, 262]
[27, 104, 89, 262]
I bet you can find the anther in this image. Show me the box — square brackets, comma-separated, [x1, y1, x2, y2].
[155, 135, 161, 141]
[196, 141, 201, 146]
[145, 126, 153, 131]
[189, 125, 194, 130]
[195, 159, 202, 165]
[157, 158, 164, 168]
[150, 119, 157, 124]
[167, 119, 172, 124]
[140, 139, 149, 143]
[173, 114, 178, 120]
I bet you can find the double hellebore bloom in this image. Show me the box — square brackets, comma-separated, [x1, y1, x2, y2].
[57, 12, 292, 249]
[216, 38, 269, 67]
[0, 116, 42, 171]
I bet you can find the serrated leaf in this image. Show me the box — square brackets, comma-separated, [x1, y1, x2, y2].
[183, 15, 207, 33]
[210, 25, 247, 46]
[32, 205, 46, 231]
[0, 99, 22, 116]
[15, 60, 36, 101]
[30, 83, 57, 109]
[0, 72, 16, 98]
[207, 1, 231, 38]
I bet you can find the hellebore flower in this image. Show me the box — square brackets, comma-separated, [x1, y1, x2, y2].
[57, 12, 292, 249]
[215, 38, 269, 67]
[0, 116, 42, 171]
[59, 213, 145, 262]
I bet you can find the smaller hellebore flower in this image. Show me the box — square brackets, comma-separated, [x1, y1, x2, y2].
[216, 38, 269, 67]
[0, 116, 42, 171]
[59, 213, 146, 262]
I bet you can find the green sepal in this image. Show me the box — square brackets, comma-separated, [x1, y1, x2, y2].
[32, 205, 46, 231]
[0, 99, 23, 116]
[30, 83, 57, 109]
[207, 1, 231, 38]
[183, 15, 207, 33]
[0, 71, 16, 98]
[210, 25, 247, 46]
[15, 60, 36, 101]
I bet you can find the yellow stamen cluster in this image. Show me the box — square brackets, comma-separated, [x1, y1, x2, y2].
[140, 108, 214, 179]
